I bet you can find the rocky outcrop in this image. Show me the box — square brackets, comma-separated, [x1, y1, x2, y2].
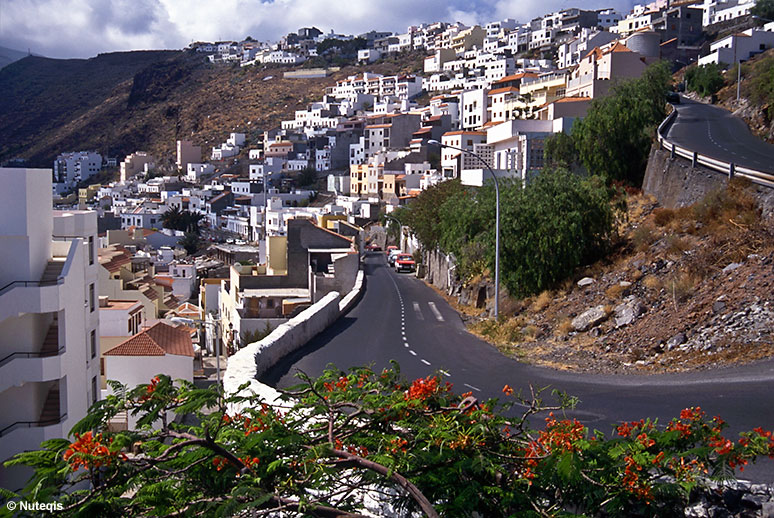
[571, 305, 608, 332]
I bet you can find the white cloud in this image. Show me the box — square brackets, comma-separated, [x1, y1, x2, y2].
[0, 0, 635, 59]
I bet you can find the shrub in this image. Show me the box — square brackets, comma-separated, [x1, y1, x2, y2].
[8, 371, 774, 518]
[631, 224, 658, 252]
[685, 63, 725, 98]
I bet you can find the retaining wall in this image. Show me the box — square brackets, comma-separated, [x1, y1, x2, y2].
[224, 269, 365, 406]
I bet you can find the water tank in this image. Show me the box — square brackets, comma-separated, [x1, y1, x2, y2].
[625, 31, 661, 59]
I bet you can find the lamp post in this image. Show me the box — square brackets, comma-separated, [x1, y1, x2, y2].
[427, 139, 500, 319]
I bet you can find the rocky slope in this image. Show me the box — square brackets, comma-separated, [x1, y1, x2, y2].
[0, 50, 424, 170]
[430, 181, 774, 374]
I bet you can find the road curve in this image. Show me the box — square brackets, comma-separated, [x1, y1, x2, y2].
[666, 97, 774, 174]
[261, 253, 774, 482]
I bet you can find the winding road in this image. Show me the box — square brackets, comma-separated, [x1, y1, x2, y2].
[666, 97, 774, 174]
[261, 253, 774, 483]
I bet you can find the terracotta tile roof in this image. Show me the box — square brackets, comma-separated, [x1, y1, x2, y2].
[493, 72, 538, 84]
[142, 287, 159, 301]
[443, 130, 486, 136]
[104, 322, 194, 357]
[99, 246, 132, 273]
[609, 42, 632, 53]
[555, 96, 590, 103]
[488, 86, 520, 96]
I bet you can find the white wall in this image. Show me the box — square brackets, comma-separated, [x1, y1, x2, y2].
[105, 354, 194, 429]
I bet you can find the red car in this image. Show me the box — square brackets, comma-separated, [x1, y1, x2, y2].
[365, 243, 381, 251]
[395, 254, 416, 273]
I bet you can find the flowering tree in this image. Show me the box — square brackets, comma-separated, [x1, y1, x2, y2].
[5, 365, 774, 517]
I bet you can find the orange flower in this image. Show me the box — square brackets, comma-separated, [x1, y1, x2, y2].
[502, 384, 514, 396]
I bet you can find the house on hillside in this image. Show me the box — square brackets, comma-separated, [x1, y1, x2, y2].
[103, 322, 194, 430]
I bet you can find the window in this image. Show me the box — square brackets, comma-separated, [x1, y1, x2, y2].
[89, 284, 95, 312]
[90, 329, 96, 359]
[92, 376, 98, 405]
[88, 236, 94, 265]
[100, 358, 105, 376]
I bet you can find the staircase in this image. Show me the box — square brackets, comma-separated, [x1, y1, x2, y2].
[39, 318, 60, 356]
[38, 384, 61, 425]
[39, 260, 65, 285]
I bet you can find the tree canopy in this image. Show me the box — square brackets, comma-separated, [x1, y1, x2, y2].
[685, 63, 725, 98]
[6, 369, 774, 517]
[398, 169, 618, 297]
[572, 61, 672, 185]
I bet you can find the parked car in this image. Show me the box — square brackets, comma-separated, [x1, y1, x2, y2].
[365, 242, 381, 251]
[666, 91, 680, 104]
[386, 245, 399, 255]
[387, 249, 402, 267]
[395, 254, 416, 273]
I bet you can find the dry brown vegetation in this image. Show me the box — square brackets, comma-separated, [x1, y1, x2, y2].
[463, 180, 774, 373]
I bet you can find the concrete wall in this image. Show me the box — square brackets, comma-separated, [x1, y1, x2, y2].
[223, 291, 342, 407]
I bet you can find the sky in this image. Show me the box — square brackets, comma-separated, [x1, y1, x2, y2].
[0, 0, 637, 59]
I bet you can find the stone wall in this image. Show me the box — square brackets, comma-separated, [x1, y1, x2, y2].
[643, 145, 774, 220]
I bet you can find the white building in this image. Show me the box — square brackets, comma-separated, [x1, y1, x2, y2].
[699, 25, 774, 65]
[0, 168, 100, 489]
[103, 322, 194, 430]
[186, 163, 215, 182]
[703, 0, 757, 26]
[120, 152, 154, 183]
[53, 151, 102, 194]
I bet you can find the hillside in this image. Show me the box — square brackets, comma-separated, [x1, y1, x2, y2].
[0, 50, 425, 169]
[456, 181, 774, 374]
[0, 46, 29, 70]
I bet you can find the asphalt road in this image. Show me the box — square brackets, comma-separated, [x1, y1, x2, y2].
[666, 97, 774, 174]
[261, 253, 774, 483]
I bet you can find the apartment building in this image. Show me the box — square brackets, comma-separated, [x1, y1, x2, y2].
[440, 130, 488, 178]
[53, 151, 102, 194]
[176, 140, 202, 172]
[120, 152, 155, 183]
[0, 168, 100, 489]
[565, 42, 648, 99]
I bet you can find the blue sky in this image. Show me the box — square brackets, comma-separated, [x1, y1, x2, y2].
[0, 0, 637, 59]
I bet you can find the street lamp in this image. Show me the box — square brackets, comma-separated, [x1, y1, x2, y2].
[427, 139, 500, 319]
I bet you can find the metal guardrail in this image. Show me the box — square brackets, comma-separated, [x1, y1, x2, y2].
[0, 346, 65, 370]
[0, 413, 67, 438]
[656, 108, 774, 189]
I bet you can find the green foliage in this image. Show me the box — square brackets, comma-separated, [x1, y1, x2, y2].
[178, 231, 202, 255]
[401, 170, 617, 296]
[161, 207, 204, 234]
[749, 54, 774, 120]
[498, 169, 617, 297]
[400, 179, 466, 250]
[241, 322, 274, 345]
[573, 61, 672, 185]
[751, 0, 774, 22]
[296, 167, 317, 188]
[685, 63, 725, 98]
[7, 370, 774, 517]
[543, 131, 579, 169]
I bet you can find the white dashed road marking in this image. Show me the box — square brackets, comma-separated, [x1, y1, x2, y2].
[427, 302, 444, 322]
[421, 359, 431, 366]
[409, 350, 417, 356]
[413, 302, 424, 320]
[463, 383, 481, 392]
[440, 370, 450, 377]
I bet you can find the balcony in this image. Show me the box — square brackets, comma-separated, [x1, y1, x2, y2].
[0, 380, 66, 466]
[0, 240, 78, 324]
[0, 314, 64, 393]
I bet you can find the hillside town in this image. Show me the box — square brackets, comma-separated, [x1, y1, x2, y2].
[2, 0, 774, 511]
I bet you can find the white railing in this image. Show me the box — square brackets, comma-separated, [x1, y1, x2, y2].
[656, 109, 774, 189]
